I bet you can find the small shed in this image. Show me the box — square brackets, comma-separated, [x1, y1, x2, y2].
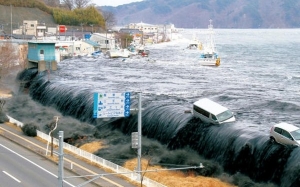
[27, 41, 57, 72]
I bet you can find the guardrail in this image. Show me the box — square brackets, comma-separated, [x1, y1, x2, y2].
[8, 116, 166, 187]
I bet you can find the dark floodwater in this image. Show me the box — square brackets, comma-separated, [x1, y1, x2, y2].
[17, 29, 300, 187]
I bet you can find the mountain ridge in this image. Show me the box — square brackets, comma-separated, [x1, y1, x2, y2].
[100, 0, 300, 28]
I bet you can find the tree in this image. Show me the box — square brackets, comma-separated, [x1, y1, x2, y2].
[61, 0, 74, 10]
[101, 10, 116, 29]
[74, 0, 91, 9]
[0, 42, 19, 81]
[61, 0, 91, 9]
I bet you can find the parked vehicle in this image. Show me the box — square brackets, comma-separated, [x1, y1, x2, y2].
[192, 98, 235, 124]
[270, 122, 300, 146]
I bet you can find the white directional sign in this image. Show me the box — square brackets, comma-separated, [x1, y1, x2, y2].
[93, 92, 131, 118]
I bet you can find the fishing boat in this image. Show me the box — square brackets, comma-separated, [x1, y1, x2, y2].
[199, 20, 220, 66]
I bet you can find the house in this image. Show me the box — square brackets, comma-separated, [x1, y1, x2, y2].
[27, 41, 57, 72]
[90, 32, 116, 50]
[128, 22, 158, 33]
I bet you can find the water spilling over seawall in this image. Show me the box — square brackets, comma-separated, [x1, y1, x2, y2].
[17, 68, 300, 187]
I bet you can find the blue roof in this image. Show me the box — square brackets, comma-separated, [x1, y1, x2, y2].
[83, 40, 100, 47]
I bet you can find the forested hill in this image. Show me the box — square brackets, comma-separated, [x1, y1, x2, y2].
[101, 0, 300, 28]
[0, 0, 105, 34]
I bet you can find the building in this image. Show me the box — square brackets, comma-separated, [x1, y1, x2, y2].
[27, 41, 57, 72]
[13, 20, 48, 39]
[90, 32, 116, 50]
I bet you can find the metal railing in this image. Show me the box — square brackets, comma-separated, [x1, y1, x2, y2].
[8, 116, 166, 187]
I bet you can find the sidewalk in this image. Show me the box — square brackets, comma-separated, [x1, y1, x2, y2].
[0, 122, 138, 187]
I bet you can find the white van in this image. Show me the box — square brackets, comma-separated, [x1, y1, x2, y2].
[193, 98, 235, 124]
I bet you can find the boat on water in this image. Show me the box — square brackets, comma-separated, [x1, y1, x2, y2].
[199, 20, 220, 67]
[187, 34, 202, 50]
[106, 48, 131, 58]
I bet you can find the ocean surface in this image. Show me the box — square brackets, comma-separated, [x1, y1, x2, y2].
[17, 29, 300, 187]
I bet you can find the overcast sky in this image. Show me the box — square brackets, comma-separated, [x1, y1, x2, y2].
[91, 0, 143, 7]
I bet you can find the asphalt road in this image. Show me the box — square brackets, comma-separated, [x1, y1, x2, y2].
[0, 123, 138, 187]
[0, 135, 98, 186]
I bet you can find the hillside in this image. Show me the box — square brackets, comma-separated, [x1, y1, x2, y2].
[0, 5, 56, 34]
[100, 0, 300, 28]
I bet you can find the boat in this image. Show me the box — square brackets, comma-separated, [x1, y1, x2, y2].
[187, 34, 202, 50]
[106, 48, 131, 58]
[199, 20, 220, 66]
[128, 43, 150, 57]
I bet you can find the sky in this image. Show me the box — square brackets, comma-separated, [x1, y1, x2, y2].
[91, 0, 143, 7]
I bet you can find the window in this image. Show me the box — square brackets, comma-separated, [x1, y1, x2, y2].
[211, 114, 217, 121]
[281, 130, 293, 140]
[216, 110, 233, 122]
[274, 127, 282, 134]
[193, 105, 209, 117]
[40, 50, 44, 54]
[291, 129, 300, 140]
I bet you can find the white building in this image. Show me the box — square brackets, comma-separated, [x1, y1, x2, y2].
[90, 33, 116, 50]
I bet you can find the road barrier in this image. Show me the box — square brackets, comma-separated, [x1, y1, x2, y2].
[8, 116, 166, 187]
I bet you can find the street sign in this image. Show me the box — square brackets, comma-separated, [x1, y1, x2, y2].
[93, 92, 131, 118]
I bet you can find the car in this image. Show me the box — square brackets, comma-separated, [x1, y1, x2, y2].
[192, 98, 235, 124]
[270, 122, 300, 146]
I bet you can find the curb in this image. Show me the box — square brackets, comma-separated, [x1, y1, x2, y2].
[0, 125, 102, 187]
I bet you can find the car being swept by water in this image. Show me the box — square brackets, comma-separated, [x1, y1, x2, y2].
[270, 122, 300, 147]
[192, 98, 235, 124]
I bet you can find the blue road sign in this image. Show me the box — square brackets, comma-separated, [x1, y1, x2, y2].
[93, 92, 131, 118]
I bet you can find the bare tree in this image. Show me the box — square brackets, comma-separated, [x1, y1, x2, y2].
[0, 42, 27, 96]
[74, 0, 91, 8]
[101, 10, 117, 29]
[0, 42, 19, 81]
[61, 0, 74, 10]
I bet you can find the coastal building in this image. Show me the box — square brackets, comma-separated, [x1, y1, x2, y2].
[27, 41, 57, 72]
[126, 22, 180, 43]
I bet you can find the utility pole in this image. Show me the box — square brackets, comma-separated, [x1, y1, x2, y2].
[58, 131, 64, 187]
[10, 4, 12, 39]
[137, 92, 142, 182]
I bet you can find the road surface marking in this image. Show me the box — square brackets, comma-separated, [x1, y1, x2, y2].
[3, 170, 21, 183]
[0, 126, 125, 187]
[0, 143, 75, 187]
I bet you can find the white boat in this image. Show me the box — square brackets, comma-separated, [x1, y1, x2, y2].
[199, 20, 220, 66]
[106, 48, 131, 58]
[188, 34, 202, 50]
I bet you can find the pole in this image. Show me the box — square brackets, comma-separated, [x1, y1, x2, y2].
[105, 30, 108, 50]
[58, 131, 64, 187]
[10, 4, 12, 39]
[137, 93, 142, 181]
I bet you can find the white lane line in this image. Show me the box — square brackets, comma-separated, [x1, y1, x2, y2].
[3, 170, 21, 183]
[0, 144, 75, 187]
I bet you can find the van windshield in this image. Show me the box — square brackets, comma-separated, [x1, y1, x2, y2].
[216, 110, 233, 122]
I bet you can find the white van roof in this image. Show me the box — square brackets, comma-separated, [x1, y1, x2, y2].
[193, 98, 229, 115]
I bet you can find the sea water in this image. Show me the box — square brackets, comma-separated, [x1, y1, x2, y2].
[19, 29, 300, 186]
